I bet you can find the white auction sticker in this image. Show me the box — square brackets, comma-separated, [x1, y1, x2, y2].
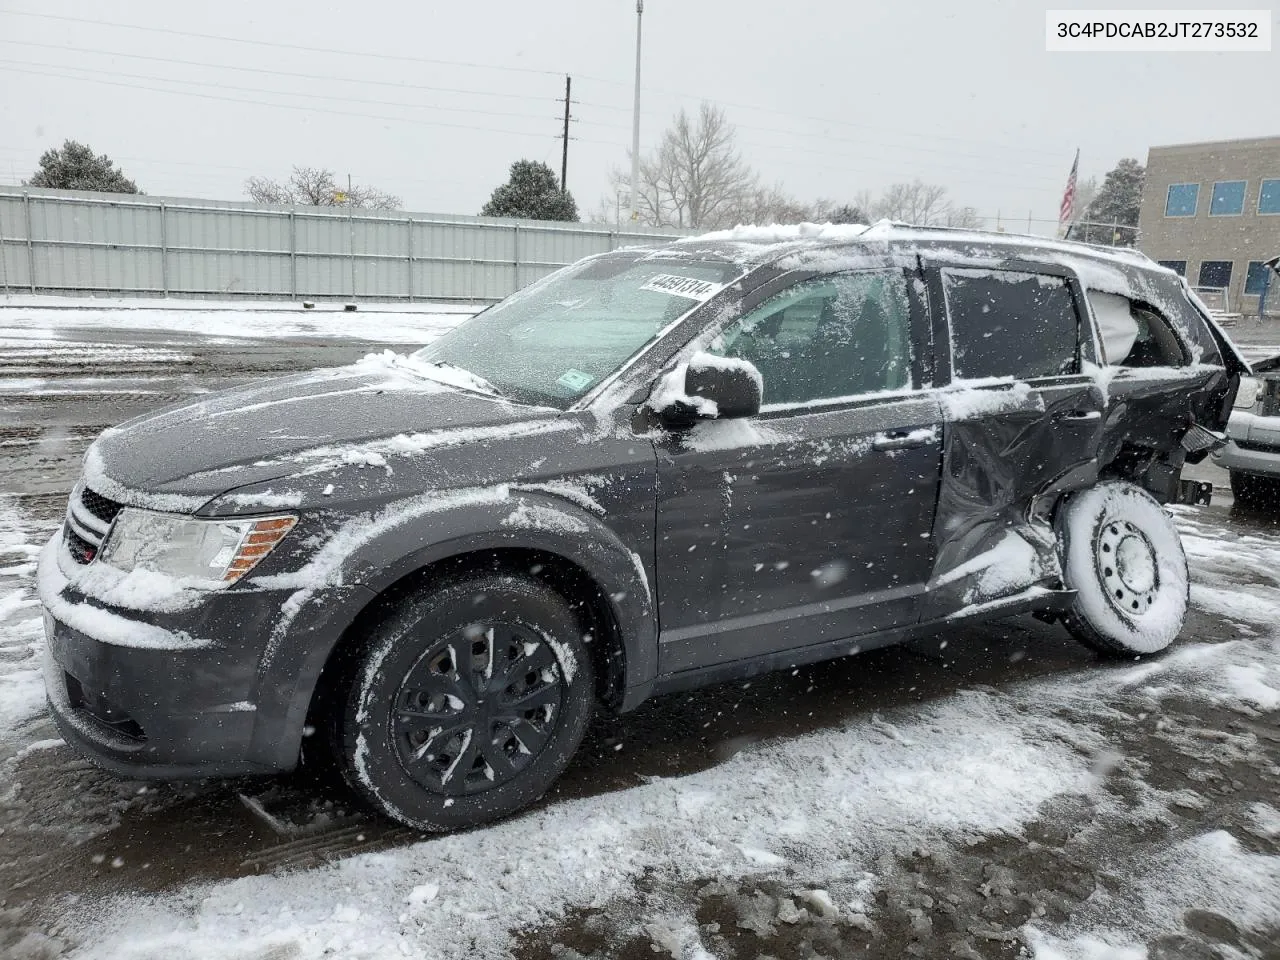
[1046, 10, 1271, 51]
[640, 274, 724, 301]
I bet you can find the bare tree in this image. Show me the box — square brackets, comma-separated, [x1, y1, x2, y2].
[872, 180, 950, 225]
[944, 205, 983, 229]
[245, 166, 400, 210]
[732, 182, 812, 226]
[866, 179, 982, 228]
[612, 104, 760, 230]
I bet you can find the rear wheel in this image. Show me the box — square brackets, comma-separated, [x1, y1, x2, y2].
[1230, 470, 1280, 510]
[336, 574, 594, 831]
[1057, 481, 1188, 658]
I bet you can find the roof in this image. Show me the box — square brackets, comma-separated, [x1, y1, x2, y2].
[638, 220, 1164, 277]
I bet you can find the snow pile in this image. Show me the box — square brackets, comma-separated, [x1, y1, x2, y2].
[0, 299, 476, 345]
[692, 221, 870, 244]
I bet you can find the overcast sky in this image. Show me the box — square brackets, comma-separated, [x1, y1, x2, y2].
[0, 0, 1275, 233]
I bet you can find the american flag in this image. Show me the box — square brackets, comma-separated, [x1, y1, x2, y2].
[1058, 149, 1080, 237]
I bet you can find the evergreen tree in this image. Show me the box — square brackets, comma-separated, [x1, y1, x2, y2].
[481, 160, 578, 222]
[27, 140, 140, 193]
[1080, 158, 1145, 247]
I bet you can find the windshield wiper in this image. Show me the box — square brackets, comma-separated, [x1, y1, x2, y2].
[423, 361, 505, 398]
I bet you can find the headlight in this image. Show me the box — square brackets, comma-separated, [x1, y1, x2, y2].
[98, 509, 297, 585]
[1234, 376, 1263, 409]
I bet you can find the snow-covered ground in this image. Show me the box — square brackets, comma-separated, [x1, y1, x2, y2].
[1, 302, 1279, 958]
[2, 492, 1279, 958]
[0, 296, 477, 345]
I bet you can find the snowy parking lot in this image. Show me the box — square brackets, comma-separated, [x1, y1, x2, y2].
[2, 301, 1280, 960]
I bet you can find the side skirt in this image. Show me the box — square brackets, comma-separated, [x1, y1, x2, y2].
[642, 587, 1076, 702]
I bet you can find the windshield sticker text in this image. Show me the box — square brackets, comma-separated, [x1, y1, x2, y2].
[641, 274, 724, 301]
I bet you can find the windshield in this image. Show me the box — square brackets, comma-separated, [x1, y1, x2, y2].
[414, 257, 743, 408]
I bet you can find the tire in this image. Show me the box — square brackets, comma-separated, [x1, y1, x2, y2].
[1057, 481, 1188, 658]
[336, 574, 594, 831]
[1230, 470, 1279, 510]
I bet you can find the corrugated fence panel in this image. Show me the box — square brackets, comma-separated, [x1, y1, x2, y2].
[0, 186, 687, 301]
[169, 250, 292, 296]
[37, 243, 162, 292]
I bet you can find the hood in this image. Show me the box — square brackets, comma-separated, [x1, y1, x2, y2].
[85, 354, 552, 504]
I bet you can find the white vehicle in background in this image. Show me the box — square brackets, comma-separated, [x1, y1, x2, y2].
[1213, 257, 1280, 506]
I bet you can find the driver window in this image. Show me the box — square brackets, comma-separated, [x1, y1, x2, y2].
[708, 271, 912, 406]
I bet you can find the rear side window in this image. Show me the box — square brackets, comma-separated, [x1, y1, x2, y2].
[942, 269, 1080, 380]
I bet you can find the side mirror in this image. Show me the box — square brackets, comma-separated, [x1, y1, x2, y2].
[650, 351, 763, 424]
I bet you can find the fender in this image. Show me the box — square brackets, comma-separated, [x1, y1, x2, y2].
[246, 486, 657, 770]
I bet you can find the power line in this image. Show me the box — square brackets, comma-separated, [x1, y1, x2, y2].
[0, 64, 562, 140]
[0, 39, 567, 106]
[1, 57, 1063, 192]
[0, 8, 568, 79]
[0, 57, 565, 124]
[0, 9, 1074, 165]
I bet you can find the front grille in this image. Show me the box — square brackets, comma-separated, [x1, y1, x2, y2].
[64, 485, 125, 565]
[65, 525, 100, 564]
[80, 487, 124, 526]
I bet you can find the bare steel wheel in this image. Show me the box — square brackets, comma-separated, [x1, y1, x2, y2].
[1058, 481, 1188, 658]
[337, 574, 594, 831]
[1095, 519, 1159, 618]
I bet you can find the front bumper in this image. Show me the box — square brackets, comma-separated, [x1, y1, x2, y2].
[37, 532, 367, 778]
[1212, 437, 1280, 478]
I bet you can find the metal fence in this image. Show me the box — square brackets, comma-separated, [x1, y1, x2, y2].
[0, 186, 687, 303]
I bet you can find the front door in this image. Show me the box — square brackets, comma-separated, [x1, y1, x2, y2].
[653, 268, 944, 674]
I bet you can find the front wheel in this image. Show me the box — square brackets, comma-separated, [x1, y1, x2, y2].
[1057, 481, 1188, 658]
[337, 574, 594, 831]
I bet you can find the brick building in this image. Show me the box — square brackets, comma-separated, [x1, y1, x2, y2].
[1137, 135, 1280, 316]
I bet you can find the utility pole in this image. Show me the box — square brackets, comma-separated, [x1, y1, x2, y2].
[348, 173, 356, 300]
[629, 0, 643, 222]
[561, 75, 571, 192]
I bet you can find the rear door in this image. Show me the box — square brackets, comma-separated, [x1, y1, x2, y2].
[920, 259, 1105, 614]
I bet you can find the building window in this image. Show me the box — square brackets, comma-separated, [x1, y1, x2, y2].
[1260, 179, 1280, 215]
[1246, 261, 1274, 297]
[1165, 183, 1199, 217]
[1197, 261, 1233, 289]
[1209, 180, 1247, 216]
[1157, 260, 1187, 276]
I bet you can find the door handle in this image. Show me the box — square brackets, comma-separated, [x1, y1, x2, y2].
[872, 429, 933, 452]
[1056, 409, 1102, 422]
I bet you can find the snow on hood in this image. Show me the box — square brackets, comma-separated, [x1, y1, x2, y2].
[80, 352, 560, 508]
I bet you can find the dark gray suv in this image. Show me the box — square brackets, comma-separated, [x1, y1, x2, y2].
[38, 224, 1246, 831]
